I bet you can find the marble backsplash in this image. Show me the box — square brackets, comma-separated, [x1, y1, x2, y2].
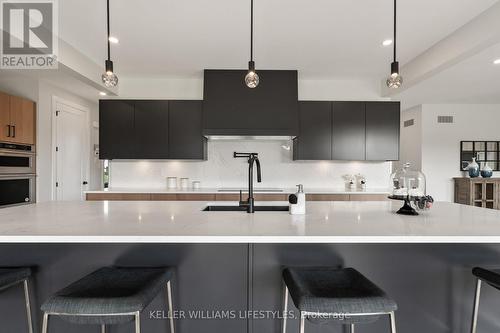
[109, 140, 392, 189]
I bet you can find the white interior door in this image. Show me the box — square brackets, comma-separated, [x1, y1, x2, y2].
[54, 101, 88, 201]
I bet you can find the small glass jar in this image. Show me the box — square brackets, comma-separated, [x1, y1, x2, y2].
[390, 163, 426, 198]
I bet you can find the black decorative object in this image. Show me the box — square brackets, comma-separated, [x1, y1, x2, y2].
[388, 195, 418, 215]
[460, 141, 499, 171]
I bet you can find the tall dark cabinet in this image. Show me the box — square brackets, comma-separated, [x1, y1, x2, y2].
[365, 101, 400, 161]
[293, 101, 332, 160]
[99, 100, 135, 159]
[168, 100, 206, 159]
[99, 100, 206, 160]
[134, 100, 169, 159]
[332, 102, 366, 160]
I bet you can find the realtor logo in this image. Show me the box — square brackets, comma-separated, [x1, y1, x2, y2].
[1, 0, 58, 69]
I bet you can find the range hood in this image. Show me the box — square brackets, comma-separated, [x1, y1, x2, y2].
[203, 69, 299, 139]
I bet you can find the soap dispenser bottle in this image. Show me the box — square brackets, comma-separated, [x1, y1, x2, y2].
[290, 184, 306, 215]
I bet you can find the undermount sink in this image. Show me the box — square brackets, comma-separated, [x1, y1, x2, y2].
[203, 205, 289, 212]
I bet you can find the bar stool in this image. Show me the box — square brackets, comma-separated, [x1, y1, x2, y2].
[470, 267, 500, 333]
[0, 267, 34, 333]
[282, 267, 398, 333]
[41, 266, 175, 333]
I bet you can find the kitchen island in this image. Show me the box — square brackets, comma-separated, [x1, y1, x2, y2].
[1, 200, 500, 243]
[2, 201, 500, 333]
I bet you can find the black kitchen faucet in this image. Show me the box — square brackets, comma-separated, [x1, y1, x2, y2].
[234, 152, 261, 213]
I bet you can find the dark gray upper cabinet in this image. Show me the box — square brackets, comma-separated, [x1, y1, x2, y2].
[203, 70, 299, 136]
[293, 101, 332, 160]
[332, 102, 366, 160]
[99, 100, 135, 160]
[134, 100, 169, 159]
[293, 100, 400, 161]
[99, 100, 206, 160]
[365, 101, 400, 161]
[169, 100, 207, 160]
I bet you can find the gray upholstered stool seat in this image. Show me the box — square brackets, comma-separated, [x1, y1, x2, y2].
[282, 267, 397, 333]
[0, 267, 32, 289]
[41, 266, 175, 333]
[0, 267, 34, 333]
[470, 267, 500, 333]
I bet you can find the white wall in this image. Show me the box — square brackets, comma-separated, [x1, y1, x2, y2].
[110, 140, 392, 190]
[398, 104, 500, 202]
[421, 104, 500, 202]
[397, 105, 422, 171]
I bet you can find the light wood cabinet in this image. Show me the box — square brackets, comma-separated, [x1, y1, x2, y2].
[87, 192, 387, 202]
[0, 92, 36, 145]
[0, 92, 10, 141]
[454, 178, 499, 210]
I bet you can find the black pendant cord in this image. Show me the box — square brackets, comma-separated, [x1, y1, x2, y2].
[106, 0, 111, 61]
[393, 0, 397, 63]
[250, 0, 254, 63]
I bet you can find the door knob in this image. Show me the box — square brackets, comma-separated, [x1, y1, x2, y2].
[82, 181, 88, 185]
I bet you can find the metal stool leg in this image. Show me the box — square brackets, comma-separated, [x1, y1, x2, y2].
[101, 324, 106, 333]
[471, 278, 482, 333]
[167, 280, 175, 333]
[389, 312, 396, 333]
[299, 311, 305, 333]
[135, 311, 141, 333]
[42, 313, 49, 333]
[350, 323, 355, 333]
[23, 279, 34, 333]
[282, 284, 289, 333]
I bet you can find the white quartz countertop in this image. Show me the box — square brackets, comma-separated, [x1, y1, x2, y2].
[85, 187, 390, 195]
[1, 201, 500, 243]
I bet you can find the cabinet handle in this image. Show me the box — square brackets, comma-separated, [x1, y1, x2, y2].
[6, 125, 10, 137]
[12, 125, 15, 138]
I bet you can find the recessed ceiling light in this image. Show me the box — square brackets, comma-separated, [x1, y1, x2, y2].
[108, 36, 119, 44]
[99, 92, 107, 96]
[382, 39, 393, 46]
[494, 58, 500, 65]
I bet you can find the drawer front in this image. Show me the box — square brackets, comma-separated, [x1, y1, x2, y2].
[175, 194, 216, 201]
[349, 194, 388, 201]
[306, 194, 350, 201]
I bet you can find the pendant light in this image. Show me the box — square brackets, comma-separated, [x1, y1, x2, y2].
[386, 0, 402, 89]
[244, 0, 259, 88]
[101, 0, 118, 87]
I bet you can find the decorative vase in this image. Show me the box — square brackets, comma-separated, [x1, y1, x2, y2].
[468, 157, 480, 178]
[481, 163, 493, 178]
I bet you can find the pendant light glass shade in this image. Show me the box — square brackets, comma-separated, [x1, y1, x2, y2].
[244, 0, 259, 88]
[102, 59, 118, 87]
[245, 61, 259, 88]
[102, 72, 119, 87]
[386, 61, 402, 89]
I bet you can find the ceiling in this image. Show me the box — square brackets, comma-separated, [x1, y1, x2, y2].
[58, 0, 499, 80]
[394, 41, 500, 109]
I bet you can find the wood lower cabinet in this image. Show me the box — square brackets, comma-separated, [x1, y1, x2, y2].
[0, 91, 36, 144]
[87, 192, 387, 202]
[86, 193, 152, 201]
[454, 178, 499, 210]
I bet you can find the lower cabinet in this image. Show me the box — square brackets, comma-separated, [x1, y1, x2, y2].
[454, 178, 499, 210]
[86, 193, 387, 202]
